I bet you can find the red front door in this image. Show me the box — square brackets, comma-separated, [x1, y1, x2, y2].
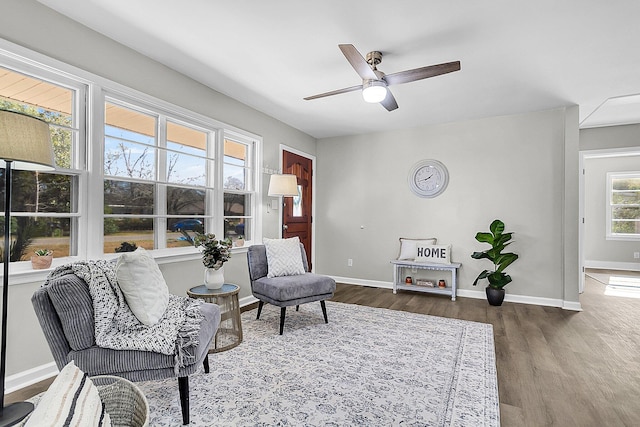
[282, 150, 313, 270]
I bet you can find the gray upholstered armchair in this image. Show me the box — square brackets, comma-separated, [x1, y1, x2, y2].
[247, 243, 336, 334]
[31, 272, 220, 425]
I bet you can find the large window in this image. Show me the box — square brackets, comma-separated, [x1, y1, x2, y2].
[0, 65, 83, 262]
[0, 47, 260, 267]
[607, 172, 640, 240]
[104, 100, 214, 252]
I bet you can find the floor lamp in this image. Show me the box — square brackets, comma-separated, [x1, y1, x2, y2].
[0, 110, 54, 426]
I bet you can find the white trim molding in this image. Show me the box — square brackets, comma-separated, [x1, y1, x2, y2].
[5, 362, 58, 394]
[584, 260, 640, 272]
[331, 277, 582, 311]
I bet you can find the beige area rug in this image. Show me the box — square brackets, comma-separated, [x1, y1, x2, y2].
[137, 301, 500, 426]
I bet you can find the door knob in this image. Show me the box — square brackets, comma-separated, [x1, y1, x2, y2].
[283, 224, 289, 230]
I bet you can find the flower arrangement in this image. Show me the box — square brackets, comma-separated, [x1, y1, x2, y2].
[194, 233, 232, 270]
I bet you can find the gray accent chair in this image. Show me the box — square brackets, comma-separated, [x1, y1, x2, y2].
[31, 273, 221, 425]
[247, 244, 336, 335]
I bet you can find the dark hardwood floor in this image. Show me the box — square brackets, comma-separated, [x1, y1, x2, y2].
[9, 274, 640, 426]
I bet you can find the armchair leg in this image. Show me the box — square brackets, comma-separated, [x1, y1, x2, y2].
[321, 300, 328, 323]
[279, 307, 286, 335]
[296, 305, 300, 311]
[178, 376, 190, 425]
[256, 301, 264, 320]
[203, 354, 210, 373]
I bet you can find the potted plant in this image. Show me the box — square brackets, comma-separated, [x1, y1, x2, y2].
[31, 249, 53, 270]
[471, 219, 519, 306]
[115, 242, 138, 253]
[194, 233, 232, 289]
[235, 235, 245, 247]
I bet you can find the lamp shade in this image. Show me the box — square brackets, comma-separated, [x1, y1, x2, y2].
[268, 174, 298, 196]
[0, 110, 55, 171]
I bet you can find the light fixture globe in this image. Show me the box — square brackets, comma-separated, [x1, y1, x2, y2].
[362, 80, 388, 103]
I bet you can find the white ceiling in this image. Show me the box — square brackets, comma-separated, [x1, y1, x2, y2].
[37, 0, 640, 139]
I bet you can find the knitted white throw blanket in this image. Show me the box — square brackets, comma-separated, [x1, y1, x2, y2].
[46, 260, 203, 372]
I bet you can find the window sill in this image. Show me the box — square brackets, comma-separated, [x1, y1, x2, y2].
[2, 244, 252, 285]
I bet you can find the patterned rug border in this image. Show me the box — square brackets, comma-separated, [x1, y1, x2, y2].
[139, 300, 500, 426]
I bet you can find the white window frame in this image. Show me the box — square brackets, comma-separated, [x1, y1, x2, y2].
[0, 38, 262, 283]
[606, 171, 640, 241]
[0, 54, 88, 269]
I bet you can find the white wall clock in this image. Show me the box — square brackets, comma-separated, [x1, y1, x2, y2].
[408, 159, 449, 198]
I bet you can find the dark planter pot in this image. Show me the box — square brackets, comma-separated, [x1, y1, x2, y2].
[485, 287, 505, 306]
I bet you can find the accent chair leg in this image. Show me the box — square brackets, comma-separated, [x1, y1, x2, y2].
[321, 300, 328, 323]
[203, 354, 210, 373]
[178, 376, 190, 425]
[296, 305, 300, 311]
[279, 307, 286, 335]
[256, 301, 264, 320]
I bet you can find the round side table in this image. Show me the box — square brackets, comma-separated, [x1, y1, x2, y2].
[187, 283, 243, 353]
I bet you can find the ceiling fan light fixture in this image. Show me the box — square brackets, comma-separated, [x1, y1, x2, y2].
[362, 80, 387, 103]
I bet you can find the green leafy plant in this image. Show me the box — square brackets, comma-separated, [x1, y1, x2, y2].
[194, 233, 232, 269]
[471, 219, 519, 289]
[34, 249, 53, 256]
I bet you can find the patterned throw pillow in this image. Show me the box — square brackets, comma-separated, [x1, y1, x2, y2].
[25, 361, 111, 426]
[264, 237, 306, 278]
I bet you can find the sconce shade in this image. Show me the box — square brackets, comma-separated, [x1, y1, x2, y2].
[0, 110, 55, 171]
[268, 174, 298, 196]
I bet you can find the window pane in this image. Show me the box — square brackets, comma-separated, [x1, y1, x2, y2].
[292, 185, 303, 217]
[105, 103, 156, 145]
[1, 170, 74, 213]
[612, 177, 640, 191]
[166, 152, 206, 186]
[167, 218, 202, 248]
[103, 217, 154, 253]
[224, 193, 250, 216]
[612, 191, 640, 205]
[224, 139, 246, 167]
[104, 138, 156, 179]
[612, 220, 640, 234]
[104, 179, 154, 215]
[0, 216, 71, 261]
[223, 164, 246, 190]
[167, 121, 207, 151]
[167, 186, 205, 216]
[613, 206, 640, 220]
[224, 218, 249, 240]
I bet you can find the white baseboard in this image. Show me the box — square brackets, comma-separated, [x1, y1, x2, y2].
[331, 276, 582, 311]
[5, 362, 58, 394]
[239, 294, 259, 308]
[584, 260, 640, 272]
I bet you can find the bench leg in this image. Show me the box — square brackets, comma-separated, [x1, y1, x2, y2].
[178, 376, 189, 425]
[256, 301, 264, 320]
[321, 300, 328, 323]
[279, 307, 286, 335]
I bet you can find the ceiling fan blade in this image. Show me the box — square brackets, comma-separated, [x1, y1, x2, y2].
[303, 84, 363, 100]
[338, 44, 378, 81]
[383, 61, 461, 86]
[380, 89, 399, 111]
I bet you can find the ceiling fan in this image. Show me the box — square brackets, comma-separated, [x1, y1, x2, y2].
[304, 44, 461, 111]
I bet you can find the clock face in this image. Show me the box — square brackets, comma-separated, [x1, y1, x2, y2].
[408, 160, 449, 198]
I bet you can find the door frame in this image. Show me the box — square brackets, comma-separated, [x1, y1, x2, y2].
[579, 145, 640, 293]
[279, 144, 316, 271]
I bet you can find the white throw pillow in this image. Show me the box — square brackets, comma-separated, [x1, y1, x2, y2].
[264, 237, 306, 278]
[25, 361, 111, 427]
[397, 237, 437, 260]
[414, 244, 452, 264]
[115, 247, 169, 326]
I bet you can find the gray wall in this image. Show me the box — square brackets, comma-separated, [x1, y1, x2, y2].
[0, 0, 315, 376]
[580, 124, 640, 151]
[315, 108, 578, 301]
